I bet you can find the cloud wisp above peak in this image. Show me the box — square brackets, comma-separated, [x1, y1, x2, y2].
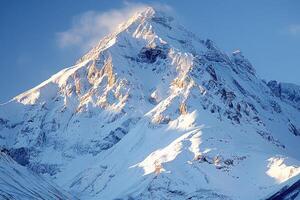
[56, 3, 146, 52]
[56, 2, 172, 53]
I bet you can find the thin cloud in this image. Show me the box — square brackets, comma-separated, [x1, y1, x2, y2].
[56, 2, 172, 52]
[288, 24, 300, 36]
[56, 3, 147, 52]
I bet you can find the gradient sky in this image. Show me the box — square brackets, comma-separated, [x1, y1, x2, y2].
[0, 0, 300, 103]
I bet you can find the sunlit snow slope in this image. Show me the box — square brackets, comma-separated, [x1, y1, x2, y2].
[0, 7, 299, 200]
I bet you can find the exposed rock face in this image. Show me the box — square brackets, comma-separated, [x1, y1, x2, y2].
[1, 147, 30, 166]
[231, 50, 256, 75]
[268, 80, 282, 97]
[0, 7, 299, 200]
[268, 80, 300, 110]
[138, 46, 168, 63]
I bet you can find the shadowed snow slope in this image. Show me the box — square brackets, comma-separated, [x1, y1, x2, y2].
[0, 7, 299, 200]
[0, 152, 75, 199]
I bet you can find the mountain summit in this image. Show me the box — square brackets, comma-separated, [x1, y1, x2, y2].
[0, 7, 300, 200]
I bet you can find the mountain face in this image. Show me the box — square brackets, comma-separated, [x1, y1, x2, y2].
[0, 7, 300, 200]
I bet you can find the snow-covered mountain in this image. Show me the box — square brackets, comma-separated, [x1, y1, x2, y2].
[0, 7, 299, 200]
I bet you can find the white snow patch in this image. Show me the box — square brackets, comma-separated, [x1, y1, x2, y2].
[266, 157, 300, 183]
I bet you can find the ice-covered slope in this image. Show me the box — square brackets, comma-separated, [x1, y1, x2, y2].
[0, 7, 299, 199]
[0, 152, 75, 199]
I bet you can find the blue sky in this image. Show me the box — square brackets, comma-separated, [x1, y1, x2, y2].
[0, 0, 299, 103]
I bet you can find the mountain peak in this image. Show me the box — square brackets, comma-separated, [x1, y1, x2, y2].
[131, 6, 173, 23]
[75, 6, 174, 63]
[135, 6, 156, 18]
